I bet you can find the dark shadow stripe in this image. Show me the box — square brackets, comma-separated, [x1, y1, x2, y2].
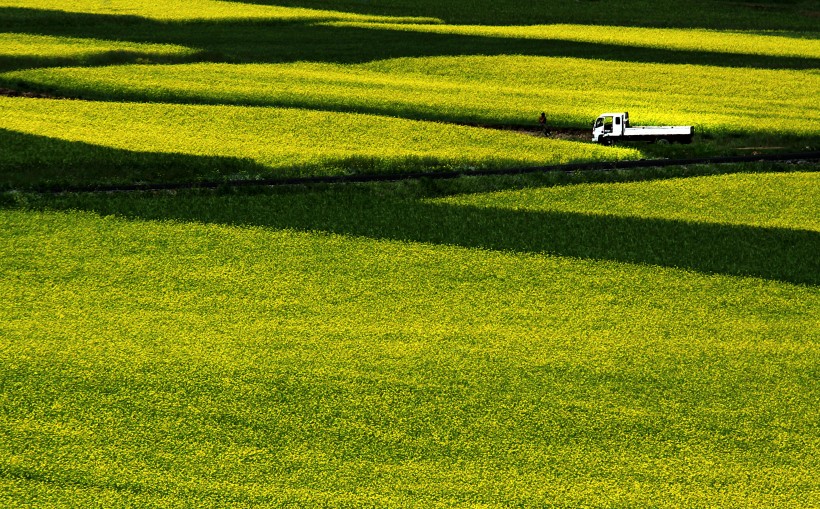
[12, 152, 820, 194]
[230, 0, 820, 31]
[2, 7, 818, 70]
[21, 180, 819, 286]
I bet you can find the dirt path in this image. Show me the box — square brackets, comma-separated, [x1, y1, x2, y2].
[9, 152, 817, 195]
[454, 122, 589, 141]
[0, 87, 69, 99]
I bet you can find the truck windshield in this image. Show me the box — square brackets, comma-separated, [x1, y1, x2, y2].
[594, 118, 603, 128]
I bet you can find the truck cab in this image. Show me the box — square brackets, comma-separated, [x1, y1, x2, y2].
[592, 112, 629, 143]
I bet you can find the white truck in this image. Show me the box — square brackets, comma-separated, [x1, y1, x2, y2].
[592, 112, 693, 145]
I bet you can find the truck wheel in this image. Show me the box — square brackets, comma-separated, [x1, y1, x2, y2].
[656, 138, 670, 145]
[600, 137, 613, 146]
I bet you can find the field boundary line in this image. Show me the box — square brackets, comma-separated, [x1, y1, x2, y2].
[6, 152, 820, 195]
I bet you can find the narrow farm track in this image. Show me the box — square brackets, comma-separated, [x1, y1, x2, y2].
[11, 151, 820, 194]
[0, 87, 64, 99]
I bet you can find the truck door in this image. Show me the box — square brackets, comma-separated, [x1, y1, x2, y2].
[593, 116, 604, 141]
[613, 115, 624, 136]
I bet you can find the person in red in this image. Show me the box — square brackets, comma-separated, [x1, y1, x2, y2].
[538, 112, 550, 136]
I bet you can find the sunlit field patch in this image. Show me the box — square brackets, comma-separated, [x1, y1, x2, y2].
[325, 21, 820, 59]
[0, 0, 439, 22]
[433, 171, 820, 232]
[0, 33, 196, 60]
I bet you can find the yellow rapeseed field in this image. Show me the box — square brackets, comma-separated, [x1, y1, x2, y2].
[8, 56, 816, 135]
[0, 0, 439, 22]
[0, 96, 638, 182]
[0, 33, 196, 60]
[326, 21, 820, 59]
[2, 0, 819, 506]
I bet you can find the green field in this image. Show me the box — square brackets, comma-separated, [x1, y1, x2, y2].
[2, 169, 820, 507]
[5, 56, 817, 137]
[1, 0, 819, 507]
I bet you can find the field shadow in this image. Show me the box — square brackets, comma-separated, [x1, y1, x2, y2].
[0, 128, 628, 191]
[9, 177, 818, 286]
[2, 127, 817, 290]
[0, 129, 272, 189]
[233, 0, 820, 31]
[1, 8, 818, 71]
